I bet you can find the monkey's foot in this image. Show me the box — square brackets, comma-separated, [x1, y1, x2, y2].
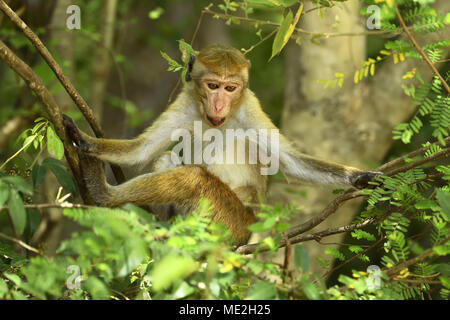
[62, 114, 88, 152]
[352, 171, 382, 189]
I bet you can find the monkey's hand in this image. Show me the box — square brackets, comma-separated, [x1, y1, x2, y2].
[62, 114, 89, 152]
[352, 171, 382, 189]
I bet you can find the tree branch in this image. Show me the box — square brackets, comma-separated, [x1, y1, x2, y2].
[0, 39, 91, 203]
[384, 147, 449, 177]
[0, 202, 95, 211]
[236, 211, 388, 254]
[203, 7, 401, 38]
[377, 136, 450, 172]
[0, 232, 41, 254]
[0, 0, 125, 184]
[384, 236, 450, 277]
[395, 6, 450, 94]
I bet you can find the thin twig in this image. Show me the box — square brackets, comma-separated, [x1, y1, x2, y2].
[376, 136, 450, 172]
[282, 232, 292, 277]
[236, 211, 387, 254]
[0, 202, 96, 211]
[0, 232, 41, 254]
[391, 278, 441, 285]
[167, 10, 205, 105]
[286, 190, 363, 238]
[321, 237, 385, 279]
[204, 7, 402, 38]
[242, 28, 277, 55]
[384, 147, 449, 177]
[395, 6, 450, 94]
[384, 236, 450, 277]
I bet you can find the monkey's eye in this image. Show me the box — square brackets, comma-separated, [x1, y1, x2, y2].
[225, 86, 236, 92]
[207, 83, 219, 90]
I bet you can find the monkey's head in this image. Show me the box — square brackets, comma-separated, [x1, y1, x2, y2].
[190, 44, 250, 128]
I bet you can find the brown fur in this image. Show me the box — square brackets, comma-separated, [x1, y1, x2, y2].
[79, 152, 255, 246]
[196, 44, 249, 79]
[64, 44, 379, 248]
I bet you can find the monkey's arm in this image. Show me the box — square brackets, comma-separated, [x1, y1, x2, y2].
[64, 92, 198, 166]
[242, 91, 379, 188]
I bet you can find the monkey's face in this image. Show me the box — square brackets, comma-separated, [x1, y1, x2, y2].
[200, 74, 243, 128]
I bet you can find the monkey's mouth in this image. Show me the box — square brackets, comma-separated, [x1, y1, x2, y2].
[206, 115, 226, 127]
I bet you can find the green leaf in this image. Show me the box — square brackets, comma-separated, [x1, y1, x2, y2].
[440, 276, 450, 289]
[270, 10, 293, 60]
[433, 244, 450, 256]
[84, 276, 110, 300]
[246, 0, 278, 7]
[160, 51, 183, 72]
[349, 245, 364, 254]
[22, 134, 37, 152]
[151, 255, 197, 292]
[294, 245, 309, 272]
[300, 278, 321, 300]
[42, 158, 76, 195]
[46, 126, 64, 160]
[31, 164, 46, 188]
[436, 189, 450, 219]
[7, 189, 27, 236]
[178, 40, 196, 64]
[325, 248, 345, 261]
[0, 279, 8, 298]
[117, 238, 148, 277]
[148, 7, 164, 20]
[4, 273, 22, 286]
[0, 181, 10, 207]
[415, 199, 439, 211]
[172, 281, 195, 299]
[246, 260, 264, 275]
[247, 222, 267, 233]
[433, 263, 450, 276]
[351, 229, 376, 241]
[263, 216, 277, 229]
[2, 176, 32, 195]
[245, 281, 276, 300]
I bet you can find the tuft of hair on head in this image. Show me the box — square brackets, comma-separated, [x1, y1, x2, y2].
[197, 44, 250, 79]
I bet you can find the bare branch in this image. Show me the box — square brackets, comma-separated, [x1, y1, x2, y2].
[0, 202, 96, 211]
[203, 7, 401, 38]
[286, 190, 363, 238]
[0, 232, 41, 254]
[236, 211, 387, 255]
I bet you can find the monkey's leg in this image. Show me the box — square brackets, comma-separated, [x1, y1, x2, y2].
[149, 151, 184, 220]
[78, 152, 255, 246]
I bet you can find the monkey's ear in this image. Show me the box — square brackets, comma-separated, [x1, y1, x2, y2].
[185, 54, 196, 82]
